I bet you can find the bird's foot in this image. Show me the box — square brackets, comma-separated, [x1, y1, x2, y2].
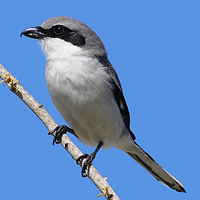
[76, 153, 96, 177]
[76, 142, 103, 177]
[50, 125, 74, 145]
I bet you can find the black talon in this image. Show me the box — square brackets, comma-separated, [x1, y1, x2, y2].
[76, 153, 90, 177]
[76, 154, 89, 165]
[51, 125, 77, 145]
[76, 153, 95, 177]
[76, 141, 103, 177]
[52, 125, 67, 145]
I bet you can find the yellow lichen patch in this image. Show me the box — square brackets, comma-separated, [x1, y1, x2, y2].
[98, 187, 113, 199]
[0, 73, 19, 91]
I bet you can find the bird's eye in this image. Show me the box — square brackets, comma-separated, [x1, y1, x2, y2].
[53, 25, 65, 35]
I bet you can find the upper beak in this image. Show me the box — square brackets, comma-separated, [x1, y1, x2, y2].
[20, 26, 45, 39]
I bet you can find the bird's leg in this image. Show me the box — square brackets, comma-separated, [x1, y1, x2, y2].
[50, 125, 78, 145]
[76, 141, 103, 177]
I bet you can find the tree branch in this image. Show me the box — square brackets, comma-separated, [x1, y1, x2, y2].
[0, 63, 120, 200]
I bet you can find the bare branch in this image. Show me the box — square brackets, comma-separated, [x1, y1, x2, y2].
[0, 63, 120, 200]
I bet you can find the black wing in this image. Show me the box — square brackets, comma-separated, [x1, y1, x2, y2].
[97, 56, 136, 140]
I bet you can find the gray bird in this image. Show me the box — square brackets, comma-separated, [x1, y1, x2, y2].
[21, 16, 186, 193]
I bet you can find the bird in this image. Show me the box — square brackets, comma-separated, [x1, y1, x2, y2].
[21, 16, 186, 193]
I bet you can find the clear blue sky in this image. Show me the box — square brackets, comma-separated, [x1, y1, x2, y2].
[1, 1, 199, 199]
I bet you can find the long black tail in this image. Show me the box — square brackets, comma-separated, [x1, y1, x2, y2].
[126, 142, 186, 193]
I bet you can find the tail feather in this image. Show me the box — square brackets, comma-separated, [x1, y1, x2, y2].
[126, 142, 186, 193]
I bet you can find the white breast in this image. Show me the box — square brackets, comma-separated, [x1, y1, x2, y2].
[41, 38, 130, 149]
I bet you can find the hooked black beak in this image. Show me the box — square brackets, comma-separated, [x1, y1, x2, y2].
[20, 26, 45, 39]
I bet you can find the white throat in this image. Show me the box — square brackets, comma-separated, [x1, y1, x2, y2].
[39, 37, 86, 61]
